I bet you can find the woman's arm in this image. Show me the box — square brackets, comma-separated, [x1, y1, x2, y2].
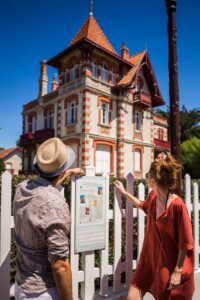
[114, 180, 141, 208]
[168, 249, 187, 289]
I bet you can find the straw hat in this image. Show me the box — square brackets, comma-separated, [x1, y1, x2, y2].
[34, 138, 76, 177]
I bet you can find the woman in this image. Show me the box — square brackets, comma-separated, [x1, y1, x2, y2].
[114, 156, 194, 300]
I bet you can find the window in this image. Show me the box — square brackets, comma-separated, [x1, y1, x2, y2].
[134, 148, 141, 171]
[101, 102, 109, 125]
[47, 110, 54, 129]
[65, 102, 77, 124]
[92, 61, 97, 78]
[135, 77, 144, 92]
[32, 116, 37, 133]
[158, 128, 164, 140]
[101, 63, 108, 82]
[134, 111, 142, 131]
[112, 70, 116, 85]
[70, 102, 77, 124]
[69, 64, 76, 81]
[96, 144, 111, 175]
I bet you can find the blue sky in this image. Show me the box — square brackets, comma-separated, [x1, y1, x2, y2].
[0, 0, 199, 148]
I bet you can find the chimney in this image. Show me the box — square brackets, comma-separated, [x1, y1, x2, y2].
[51, 74, 58, 91]
[38, 60, 48, 97]
[120, 42, 130, 60]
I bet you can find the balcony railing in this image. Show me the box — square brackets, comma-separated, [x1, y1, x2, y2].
[134, 91, 151, 106]
[20, 129, 55, 146]
[35, 128, 55, 142]
[20, 132, 34, 146]
[154, 138, 171, 150]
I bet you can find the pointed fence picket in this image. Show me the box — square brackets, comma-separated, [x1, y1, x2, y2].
[0, 171, 199, 300]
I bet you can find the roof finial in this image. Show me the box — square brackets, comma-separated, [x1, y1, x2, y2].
[89, 0, 93, 16]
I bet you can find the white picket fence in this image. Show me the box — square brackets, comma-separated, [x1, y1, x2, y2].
[0, 169, 199, 300]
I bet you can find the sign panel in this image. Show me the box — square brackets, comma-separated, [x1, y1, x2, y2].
[75, 176, 107, 253]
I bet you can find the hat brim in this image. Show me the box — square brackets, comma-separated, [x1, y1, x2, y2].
[33, 145, 76, 177]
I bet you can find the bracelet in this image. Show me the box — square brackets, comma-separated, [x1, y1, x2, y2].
[174, 266, 182, 273]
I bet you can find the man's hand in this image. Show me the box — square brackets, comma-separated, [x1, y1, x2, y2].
[70, 168, 85, 176]
[114, 180, 126, 194]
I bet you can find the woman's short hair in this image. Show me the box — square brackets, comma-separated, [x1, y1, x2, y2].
[148, 155, 182, 189]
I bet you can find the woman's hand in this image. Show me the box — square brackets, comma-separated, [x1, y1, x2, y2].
[114, 180, 126, 194]
[70, 168, 85, 176]
[168, 269, 182, 290]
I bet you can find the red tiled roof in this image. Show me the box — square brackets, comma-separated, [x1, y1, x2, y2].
[0, 147, 21, 159]
[117, 51, 146, 86]
[68, 15, 117, 55]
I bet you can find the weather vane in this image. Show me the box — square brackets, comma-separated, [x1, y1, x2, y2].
[89, 0, 93, 16]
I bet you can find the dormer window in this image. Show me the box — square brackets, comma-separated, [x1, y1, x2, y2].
[70, 64, 76, 81]
[135, 76, 144, 92]
[101, 63, 108, 82]
[92, 61, 97, 78]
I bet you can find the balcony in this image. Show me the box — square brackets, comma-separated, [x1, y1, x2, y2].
[154, 138, 171, 150]
[134, 91, 151, 106]
[20, 132, 34, 146]
[35, 129, 55, 143]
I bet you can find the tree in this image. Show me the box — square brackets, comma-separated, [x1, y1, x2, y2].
[155, 105, 200, 143]
[181, 138, 200, 178]
[0, 158, 6, 174]
[180, 106, 200, 143]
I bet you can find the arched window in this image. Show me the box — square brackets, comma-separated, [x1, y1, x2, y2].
[134, 111, 142, 131]
[69, 64, 76, 81]
[92, 61, 97, 78]
[101, 63, 108, 82]
[134, 148, 142, 171]
[135, 76, 144, 92]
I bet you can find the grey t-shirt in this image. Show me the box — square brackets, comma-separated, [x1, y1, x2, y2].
[13, 177, 70, 293]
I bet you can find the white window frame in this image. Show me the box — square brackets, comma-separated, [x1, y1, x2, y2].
[47, 110, 54, 129]
[134, 148, 141, 171]
[32, 115, 37, 133]
[134, 111, 142, 132]
[101, 102, 109, 125]
[112, 70, 116, 85]
[101, 63, 108, 82]
[92, 61, 97, 78]
[69, 64, 76, 81]
[69, 102, 77, 124]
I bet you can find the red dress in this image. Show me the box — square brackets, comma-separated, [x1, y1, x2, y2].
[132, 191, 194, 300]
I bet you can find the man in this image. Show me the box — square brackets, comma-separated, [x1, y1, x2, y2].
[14, 138, 84, 299]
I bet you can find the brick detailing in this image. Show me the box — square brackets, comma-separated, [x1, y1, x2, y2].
[57, 100, 62, 137]
[81, 93, 91, 167]
[117, 101, 125, 178]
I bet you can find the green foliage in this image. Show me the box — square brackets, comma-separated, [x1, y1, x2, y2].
[181, 138, 200, 178]
[180, 106, 200, 143]
[0, 158, 6, 173]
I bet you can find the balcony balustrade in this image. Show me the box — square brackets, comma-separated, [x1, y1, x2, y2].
[134, 91, 151, 106]
[154, 138, 171, 150]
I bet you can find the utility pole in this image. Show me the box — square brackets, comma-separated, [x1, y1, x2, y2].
[166, 0, 181, 162]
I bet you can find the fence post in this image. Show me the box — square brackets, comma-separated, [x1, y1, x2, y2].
[0, 171, 12, 300]
[137, 183, 145, 259]
[193, 182, 199, 270]
[125, 173, 134, 288]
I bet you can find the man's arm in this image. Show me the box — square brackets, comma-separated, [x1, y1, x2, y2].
[51, 257, 72, 300]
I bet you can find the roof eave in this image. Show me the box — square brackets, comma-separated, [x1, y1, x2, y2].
[47, 38, 133, 68]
